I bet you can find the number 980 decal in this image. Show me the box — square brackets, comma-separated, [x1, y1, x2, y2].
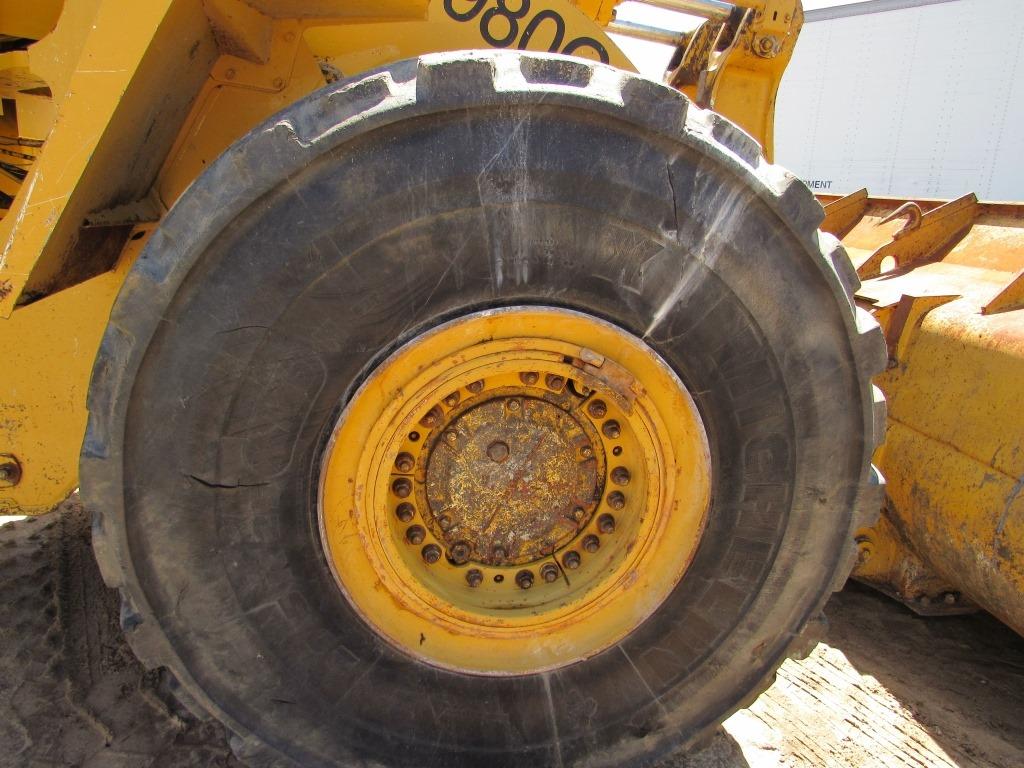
[444, 0, 611, 64]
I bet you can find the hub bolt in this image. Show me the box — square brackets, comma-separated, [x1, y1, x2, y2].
[598, 514, 616, 534]
[545, 374, 565, 390]
[444, 431, 458, 446]
[602, 420, 621, 439]
[507, 399, 521, 412]
[438, 515, 452, 531]
[563, 551, 581, 569]
[395, 503, 415, 523]
[466, 569, 484, 587]
[588, 400, 608, 418]
[422, 544, 442, 564]
[450, 541, 472, 565]
[582, 534, 600, 553]
[516, 570, 535, 590]
[572, 506, 585, 521]
[540, 563, 560, 583]
[487, 440, 510, 463]
[611, 466, 631, 486]
[406, 525, 426, 545]
[392, 478, 412, 498]
[520, 371, 539, 385]
[493, 546, 507, 563]
[394, 452, 415, 472]
[607, 491, 626, 510]
[580, 445, 594, 459]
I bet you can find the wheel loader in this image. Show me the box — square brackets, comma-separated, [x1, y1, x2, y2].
[0, 1, 1020, 766]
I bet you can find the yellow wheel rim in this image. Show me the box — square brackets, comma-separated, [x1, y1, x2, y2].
[319, 307, 711, 675]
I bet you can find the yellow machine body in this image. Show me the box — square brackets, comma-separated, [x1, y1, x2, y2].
[1, 0, 1022, 639]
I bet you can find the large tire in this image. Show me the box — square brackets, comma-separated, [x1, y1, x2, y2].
[82, 51, 886, 768]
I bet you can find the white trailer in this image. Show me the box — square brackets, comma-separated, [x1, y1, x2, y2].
[774, 0, 1024, 201]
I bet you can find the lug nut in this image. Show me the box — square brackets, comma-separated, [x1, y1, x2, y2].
[450, 541, 472, 565]
[588, 400, 607, 418]
[466, 569, 484, 587]
[395, 502, 415, 523]
[406, 525, 426, 545]
[507, 399, 521, 412]
[444, 392, 460, 407]
[520, 371, 539, 385]
[420, 407, 442, 428]
[422, 544, 442, 564]
[607, 491, 625, 510]
[582, 534, 600, 553]
[540, 563, 560, 583]
[563, 551, 581, 570]
[394, 452, 415, 472]
[392, 478, 412, 498]
[516, 570, 535, 590]
[602, 420, 621, 439]
[611, 466, 631, 486]
[545, 374, 565, 390]
[598, 514, 616, 534]
[467, 379, 485, 394]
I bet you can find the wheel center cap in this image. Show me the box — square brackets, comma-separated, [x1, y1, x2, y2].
[424, 396, 602, 566]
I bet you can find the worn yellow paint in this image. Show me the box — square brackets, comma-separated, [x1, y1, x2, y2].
[829, 195, 1024, 634]
[320, 308, 711, 673]
[0, 228, 149, 515]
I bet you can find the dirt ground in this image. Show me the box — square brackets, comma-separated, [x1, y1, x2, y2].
[3, 506, 1023, 768]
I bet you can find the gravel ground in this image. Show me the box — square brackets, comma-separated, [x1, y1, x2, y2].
[3, 505, 1022, 768]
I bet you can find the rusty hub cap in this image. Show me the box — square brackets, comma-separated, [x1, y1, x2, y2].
[319, 308, 711, 675]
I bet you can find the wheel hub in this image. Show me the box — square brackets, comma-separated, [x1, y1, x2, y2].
[319, 307, 712, 674]
[421, 392, 604, 567]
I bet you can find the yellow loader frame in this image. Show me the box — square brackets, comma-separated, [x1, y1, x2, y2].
[2, 0, 1023, 635]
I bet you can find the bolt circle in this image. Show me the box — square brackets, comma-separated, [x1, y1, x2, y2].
[588, 400, 608, 418]
[607, 491, 626, 510]
[582, 534, 600, 553]
[422, 544, 442, 564]
[541, 563, 560, 583]
[395, 503, 415, 523]
[598, 514, 616, 534]
[516, 570, 535, 590]
[466, 569, 484, 587]
[563, 551, 581, 570]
